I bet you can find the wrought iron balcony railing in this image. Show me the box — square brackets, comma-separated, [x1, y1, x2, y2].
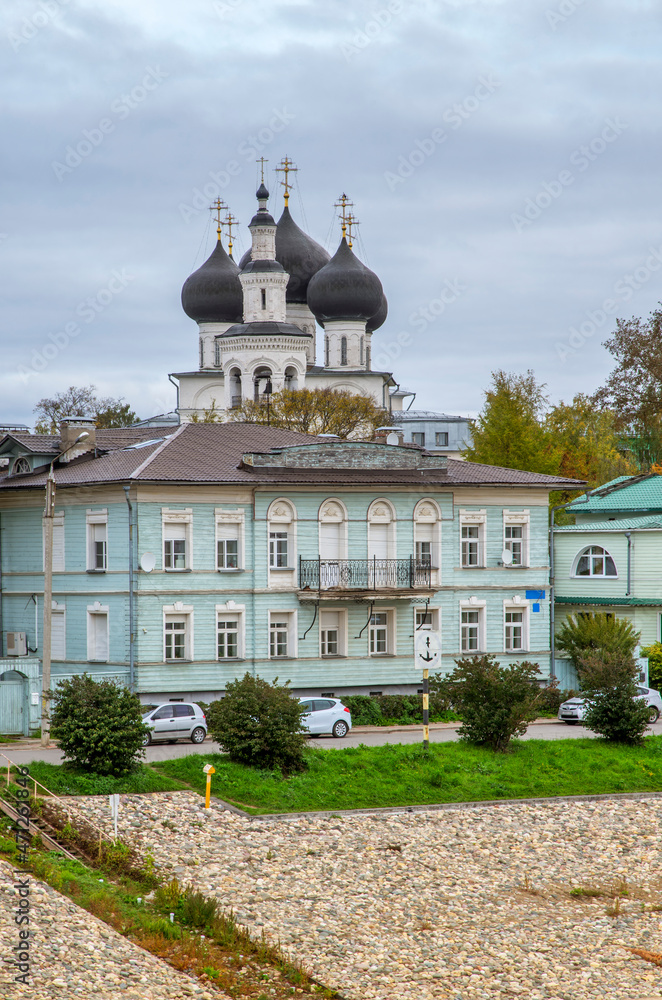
[299, 556, 432, 591]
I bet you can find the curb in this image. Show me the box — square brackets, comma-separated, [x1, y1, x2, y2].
[351, 718, 560, 734]
[243, 789, 662, 823]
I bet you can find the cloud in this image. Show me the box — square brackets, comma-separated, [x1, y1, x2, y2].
[2, 0, 662, 424]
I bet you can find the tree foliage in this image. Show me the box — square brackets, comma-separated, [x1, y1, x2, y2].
[592, 305, 662, 467]
[49, 674, 148, 776]
[432, 654, 542, 752]
[555, 612, 640, 669]
[463, 370, 559, 474]
[463, 371, 635, 511]
[230, 387, 389, 439]
[578, 651, 651, 744]
[34, 385, 139, 433]
[206, 673, 308, 774]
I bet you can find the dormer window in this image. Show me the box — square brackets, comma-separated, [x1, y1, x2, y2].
[261, 288, 266, 310]
[12, 457, 30, 475]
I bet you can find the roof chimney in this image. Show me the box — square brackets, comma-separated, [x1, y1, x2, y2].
[59, 417, 96, 462]
[374, 425, 403, 446]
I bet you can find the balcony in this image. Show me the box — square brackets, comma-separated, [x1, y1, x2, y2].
[299, 557, 433, 593]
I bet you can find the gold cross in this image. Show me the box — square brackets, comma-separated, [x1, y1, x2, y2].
[334, 193, 354, 240]
[209, 198, 227, 241]
[276, 155, 298, 206]
[223, 211, 239, 258]
[346, 211, 360, 249]
[256, 156, 268, 183]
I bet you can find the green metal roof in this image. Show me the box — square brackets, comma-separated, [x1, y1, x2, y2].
[555, 596, 662, 607]
[555, 514, 662, 532]
[567, 474, 662, 513]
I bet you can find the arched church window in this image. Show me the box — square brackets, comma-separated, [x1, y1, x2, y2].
[229, 368, 242, 409]
[340, 337, 347, 366]
[360, 336, 365, 365]
[284, 366, 298, 391]
[325, 337, 329, 367]
[261, 288, 267, 310]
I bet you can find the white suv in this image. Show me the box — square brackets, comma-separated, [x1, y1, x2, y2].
[141, 702, 207, 745]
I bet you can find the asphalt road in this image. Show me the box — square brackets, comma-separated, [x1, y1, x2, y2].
[3, 718, 662, 766]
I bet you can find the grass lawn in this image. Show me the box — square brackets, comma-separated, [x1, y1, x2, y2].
[22, 761, 188, 797]
[152, 736, 662, 814]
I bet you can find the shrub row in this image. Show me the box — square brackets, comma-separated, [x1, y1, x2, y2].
[342, 693, 456, 726]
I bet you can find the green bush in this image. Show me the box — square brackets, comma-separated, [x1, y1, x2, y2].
[342, 695, 383, 725]
[206, 673, 307, 775]
[579, 651, 652, 744]
[49, 674, 149, 776]
[537, 680, 579, 715]
[641, 642, 662, 690]
[435, 655, 542, 752]
[555, 612, 640, 668]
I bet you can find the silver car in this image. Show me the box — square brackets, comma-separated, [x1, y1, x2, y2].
[299, 697, 352, 738]
[141, 702, 207, 745]
[558, 685, 662, 725]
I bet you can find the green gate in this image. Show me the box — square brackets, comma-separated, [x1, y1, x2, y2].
[0, 672, 28, 735]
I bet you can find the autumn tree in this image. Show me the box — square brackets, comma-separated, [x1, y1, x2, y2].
[592, 305, 662, 468]
[230, 387, 389, 439]
[546, 394, 636, 493]
[34, 385, 139, 433]
[462, 370, 560, 474]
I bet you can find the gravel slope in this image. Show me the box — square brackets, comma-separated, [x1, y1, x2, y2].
[63, 790, 662, 999]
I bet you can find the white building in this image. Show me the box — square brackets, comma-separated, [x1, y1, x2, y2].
[172, 179, 406, 421]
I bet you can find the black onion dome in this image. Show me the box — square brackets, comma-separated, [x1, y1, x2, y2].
[256, 182, 269, 200]
[181, 240, 243, 323]
[307, 238, 383, 322]
[239, 247, 251, 269]
[367, 294, 388, 332]
[275, 207, 330, 303]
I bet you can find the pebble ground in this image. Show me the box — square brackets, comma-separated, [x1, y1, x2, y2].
[0, 855, 224, 999]
[47, 790, 662, 999]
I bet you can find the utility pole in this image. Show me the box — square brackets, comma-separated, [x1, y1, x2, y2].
[41, 430, 89, 747]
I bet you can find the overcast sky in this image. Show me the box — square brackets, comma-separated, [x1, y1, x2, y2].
[2, 0, 661, 427]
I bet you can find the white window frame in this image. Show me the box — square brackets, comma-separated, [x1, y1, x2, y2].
[368, 607, 396, 656]
[163, 602, 193, 661]
[319, 608, 347, 657]
[43, 511, 65, 573]
[86, 509, 108, 571]
[216, 602, 245, 660]
[215, 508, 245, 572]
[414, 499, 441, 585]
[414, 606, 441, 632]
[87, 602, 110, 662]
[459, 510, 486, 568]
[268, 610, 297, 659]
[318, 499, 349, 561]
[162, 508, 192, 571]
[460, 600, 486, 654]
[504, 600, 529, 653]
[572, 545, 618, 578]
[267, 499, 297, 588]
[503, 510, 530, 568]
[51, 601, 66, 660]
[367, 499, 397, 560]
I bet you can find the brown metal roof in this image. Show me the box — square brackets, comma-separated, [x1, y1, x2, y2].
[0, 422, 585, 491]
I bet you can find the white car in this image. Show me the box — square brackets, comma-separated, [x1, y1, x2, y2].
[299, 697, 352, 738]
[558, 685, 662, 725]
[141, 702, 208, 745]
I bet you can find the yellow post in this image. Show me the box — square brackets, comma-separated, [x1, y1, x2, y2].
[203, 764, 215, 809]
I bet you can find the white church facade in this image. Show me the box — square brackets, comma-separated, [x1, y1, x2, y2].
[172, 177, 408, 421]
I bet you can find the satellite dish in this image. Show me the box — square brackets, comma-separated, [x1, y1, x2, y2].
[140, 552, 156, 573]
[501, 549, 513, 566]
